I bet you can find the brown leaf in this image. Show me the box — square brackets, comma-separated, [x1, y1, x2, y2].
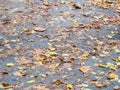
[52, 80, 64, 85]
[70, 23, 79, 28]
[79, 66, 91, 73]
[95, 82, 103, 88]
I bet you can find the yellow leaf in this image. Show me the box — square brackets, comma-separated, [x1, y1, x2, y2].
[82, 52, 89, 57]
[66, 84, 73, 89]
[6, 63, 14, 67]
[118, 56, 120, 61]
[52, 80, 63, 85]
[48, 63, 59, 69]
[81, 52, 89, 60]
[108, 72, 119, 79]
[70, 23, 79, 28]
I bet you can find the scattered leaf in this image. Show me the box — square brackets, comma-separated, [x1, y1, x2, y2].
[94, 82, 103, 88]
[46, 51, 58, 57]
[73, 4, 82, 9]
[6, 63, 14, 67]
[27, 80, 36, 84]
[108, 72, 119, 80]
[79, 66, 91, 73]
[81, 52, 90, 60]
[66, 84, 73, 89]
[70, 23, 79, 28]
[52, 80, 64, 85]
[13, 71, 27, 76]
[115, 49, 120, 53]
[34, 27, 46, 32]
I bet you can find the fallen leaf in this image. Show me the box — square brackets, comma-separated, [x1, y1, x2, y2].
[46, 51, 58, 57]
[48, 63, 59, 69]
[79, 66, 91, 73]
[66, 84, 73, 89]
[94, 82, 103, 88]
[36, 54, 47, 61]
[0, 83, 13, 89]
[115, 49, 120, 53]
[52, 80, 64, 85]
[13, 71, 27, 76]
[34, 27, 46, 32]
[23, 28, 36, 35]
[6, 63, 14, 67]
[81, 52, 90, 60]
[108, 72, 119, 80]
[73, 4, 82, 9]
[70, 23, 79, 28]
[27, 80, 36, 84]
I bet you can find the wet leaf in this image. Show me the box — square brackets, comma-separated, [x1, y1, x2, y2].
[66, 84, 73, 89]
[36, 54, 47, 61]
[108, 72, 119, 80]
[0, 83, 13, 89]
[52, 80, 64, 85]
[115, 49, 120, 53]
[43, 2, 51, 6]
[99, 51, 109, 57]
[94, 82, 103, 88]
[34, 27, 46, 32]
[70, 23, 79, 28]
[13, 71, 27, 76]
[48, 63, 59, 69]
[98, 63, 117, 71]
[79, 66, 91, 73]
[23, 28, 36, 35]
[73, 4, 82, 9]
[27, 80, 36, 84]
[6, 63, 14, 67]
[81, 52, 90, 60]
[46, 51, 58, 57]
[1, 70, 8, 75]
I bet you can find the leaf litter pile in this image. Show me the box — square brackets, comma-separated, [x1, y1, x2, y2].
[0, 0, 120, 90]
